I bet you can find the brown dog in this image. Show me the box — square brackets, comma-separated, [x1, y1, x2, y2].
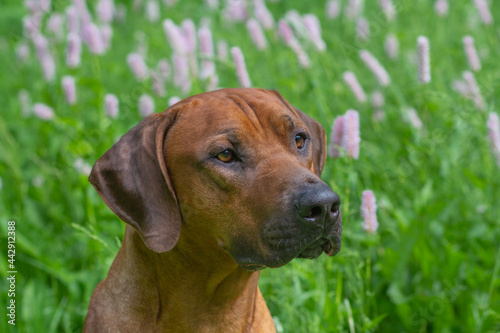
[84, 88, 342, 332]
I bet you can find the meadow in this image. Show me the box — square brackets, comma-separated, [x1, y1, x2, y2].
[0, 0, 499, 332]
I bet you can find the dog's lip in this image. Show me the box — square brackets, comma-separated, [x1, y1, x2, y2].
[321, 238, 339, 257]
[299, 237, 339, 258]
[239, 263, 267, 271]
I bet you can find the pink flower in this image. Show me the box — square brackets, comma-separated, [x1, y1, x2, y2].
[198, 26, 216, 79]
[278, 19, 294, 46]
[285, 10, 304, 34]
[157, 58, 171, 80]
[303, 14, 326, 51]
[277, 19, 311, 67]
[342, 110, 361, 160]
[452, 79, 471, 97]
[139, 94, 155, 117]
[79, 7, 93, 34]
[326, 0, 341, 19]
[34, 34, 56, 82]
[172, 53, 191, 94]
[115, 4, 127, 22]
[371, 91, 385, 108]
[182, 19, 197, 54]
[361, 190, 378, 233]
[406, 107, 423, 129]
[254, 0, 274, 29]
[163, 19, 188, 55]
[207, 75, 219, 91]
[105, 94, 119, 118]
[145, 0, 160, 22]
[34, 34, 49, 59]
[74, 158, 92, 175]
[217, 40, 228, 60]
[346, 0, 363, 20]
[83, 22, 105, 55]
[24, 0, 41, 15]
[434, 0, 449, 17]
[384, 34, 399, 60]
[33, 175, 45, 188]
[487, 112, 500, 167]
[289, 39, 311, 69]
[47, 13, 65, 41]
[135, 31, 148, 57]
[133, 0, 142, 12]
[100, 24, 113, 51]
[224, 0, 247, 23]
[23, 15, 41, 39]
[18, 89, 31, 117]
[163, 0, 179, 7]
[343, 71, 366, 103]
[417, 36, 431, 84]
[62, 75, 77, 105]
[356, 17, 370, 42]
[127, 53, 149, 81]
[25, 0, 48, 13]
[463, 36, 481, 72]
[231, 47, 252, 88]
[39, 0, 51, 12]
[342, 110, 360, 159]
[66, 32, 82, 68]
[168, 96, 181, 106]
[204, 0, 219, 9]
[373, 110, 385, 122]
[379, 0, 396, 21]
[328, 115, 344, 158]
[473, 0, 493, 25]
[16, 42, 30, 63]
[463, 71, 486, 111]
[33, 103, 55, 120]
[73, 0, 87, 12]
[65, 6, 79, 34]
[152, 75, 166, 97]
[359, 50, 391, 87]
[246, 18, 267, 51]
[97, 0, 115, 23]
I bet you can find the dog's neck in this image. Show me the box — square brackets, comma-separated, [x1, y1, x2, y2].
[105, 226, 265, 332]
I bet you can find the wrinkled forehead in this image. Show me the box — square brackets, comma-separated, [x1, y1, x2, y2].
[176, 89, 306, 139]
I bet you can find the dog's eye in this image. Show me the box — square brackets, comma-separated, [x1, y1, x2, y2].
[217, 149, 236, 163]
[295, 134, 306, 149]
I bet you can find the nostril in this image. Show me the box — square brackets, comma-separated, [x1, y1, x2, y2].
[308, 206, 323, 219]
[299, 204, 324, 220]
[331, 202, 340, 214]
[330, 194, 341, 213]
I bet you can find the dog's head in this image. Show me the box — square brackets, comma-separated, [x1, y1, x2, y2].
[89, 88, 341, 270]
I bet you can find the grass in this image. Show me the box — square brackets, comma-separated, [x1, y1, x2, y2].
[0, 0, 499, 332]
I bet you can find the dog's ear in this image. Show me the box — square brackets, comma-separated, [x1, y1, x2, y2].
[294, 107, 327, 177]
[89, 111, 180, 253]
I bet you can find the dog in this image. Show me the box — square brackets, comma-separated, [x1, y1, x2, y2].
[84, 88, 342, 332]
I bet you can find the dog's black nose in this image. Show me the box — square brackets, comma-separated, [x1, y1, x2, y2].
[297, 184, 340, 226]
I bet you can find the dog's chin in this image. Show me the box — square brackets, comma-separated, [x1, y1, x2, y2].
[238, 263, 268, 272]
[236, 236, 341, 272]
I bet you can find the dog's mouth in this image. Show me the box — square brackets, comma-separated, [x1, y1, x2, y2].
[296, 237, 339, 259]
[236, 213, 342, 272]
[238, 236, 340, 272]
[321, 238, 336, 256]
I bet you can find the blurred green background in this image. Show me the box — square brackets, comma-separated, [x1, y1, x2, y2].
[1, 0, 499, 332]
